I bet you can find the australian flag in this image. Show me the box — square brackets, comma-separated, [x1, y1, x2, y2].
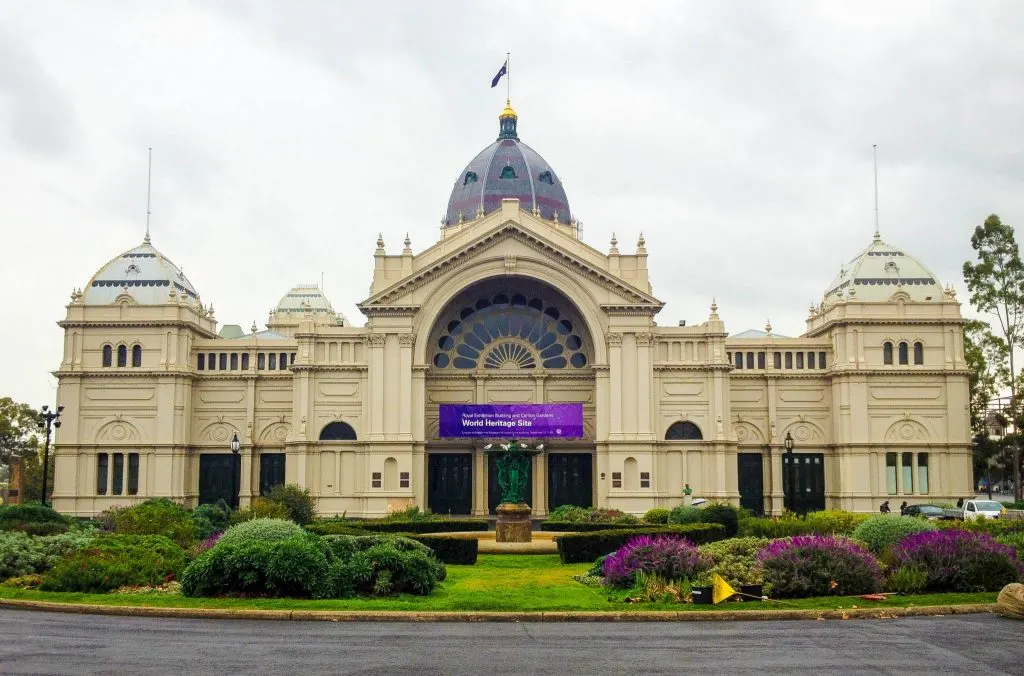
[490, 59, 508, 88]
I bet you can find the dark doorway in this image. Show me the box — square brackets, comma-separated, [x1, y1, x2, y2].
[259, 453, 286, 496]
[427, 453, 473, 515]
[737, 453, 765, 515]
[783, 452, 826, 515]
[488, 454, 534, 514]
[199, 454, 239, 508]
[548, 453, 593, 511]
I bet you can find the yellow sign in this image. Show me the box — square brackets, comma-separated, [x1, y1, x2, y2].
[712, 573, 737, 604]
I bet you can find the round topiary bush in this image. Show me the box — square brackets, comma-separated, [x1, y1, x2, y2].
[265, 484, 316, 525]
[892, 530, 1023, 592]
[601, 535, 712, 588]
[698, 536, 770, 587]
[851, 515, 937, 555]
[757, 535, 883, 598]
[667, 505, 703, 525]
[217, 518, 303, 548]
[699, 504, 741, 537]
[643, 508, 671, 525]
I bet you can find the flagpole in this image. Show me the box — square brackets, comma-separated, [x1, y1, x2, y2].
[506, 51, 511, 101]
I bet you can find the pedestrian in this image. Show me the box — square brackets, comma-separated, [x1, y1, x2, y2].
[880, 500, 891, 514]
[956, 497, 964, 508]
[899, 501, 908, 516]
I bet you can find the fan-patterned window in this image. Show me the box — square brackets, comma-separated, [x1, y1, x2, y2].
[432, 289, 589, 370]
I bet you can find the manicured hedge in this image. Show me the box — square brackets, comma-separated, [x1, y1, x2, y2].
[407, 535, 478, 565]
[307, 519, 488, 535]
[541, 522, 655, 532]
[557, 523, 727, 563]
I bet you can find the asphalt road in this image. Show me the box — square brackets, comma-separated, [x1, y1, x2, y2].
[1, 609, 1021, 676]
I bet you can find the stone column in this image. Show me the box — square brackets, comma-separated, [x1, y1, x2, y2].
[368, 334, 386, 439]
[608, 333, 623, 439]
[239, 447, 254, 508]
[911, 452, 920, 496]
[636, 333, 653, 438]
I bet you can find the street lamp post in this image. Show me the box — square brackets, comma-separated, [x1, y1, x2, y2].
[784, 431, 795, 514]
[38, 405, 64, 508]
[229, 432, 241, 510]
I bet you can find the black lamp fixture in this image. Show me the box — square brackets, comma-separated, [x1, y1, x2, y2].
[38, 405, 65, 508]
[783, 431, 795, 513]
[229, 431, 241, 509]
[230, 432, 241, 454]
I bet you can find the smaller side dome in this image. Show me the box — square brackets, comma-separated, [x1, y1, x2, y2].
[82, 240, 199, 305]
[267, 284, 347, 335]
[824, 236, 944, 303]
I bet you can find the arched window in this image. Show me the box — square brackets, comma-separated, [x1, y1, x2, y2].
[499, 165, 517, 179]
[116, 344, 127, 367]
[538, 170, 554, 185]
[913, 341, 924, 365]
[463, 171, 478, 185]
[131, 344, 142, 367]
[319, 421, 357, 441]
[384, 457, 398, 491]
[898, 341, 909, 365]
[102, 345, 112, 367]
[666, 421, 703, 440]
[623, 457, 639, 491]
[883, 342, 893, 365]
[197, 353, 205, 370]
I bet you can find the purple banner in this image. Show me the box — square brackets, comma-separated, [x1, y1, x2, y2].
[439, 404, 584, 439]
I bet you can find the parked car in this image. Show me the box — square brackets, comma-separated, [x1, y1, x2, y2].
[904, 504, 944, 520]
[940, 500, 1007, 521]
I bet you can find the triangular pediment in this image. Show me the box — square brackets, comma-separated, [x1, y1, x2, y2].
[358, 218, 664, 316]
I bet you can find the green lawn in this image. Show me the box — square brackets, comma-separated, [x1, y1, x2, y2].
[0, 555, 997, 613]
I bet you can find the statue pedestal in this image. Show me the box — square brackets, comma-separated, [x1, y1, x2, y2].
[683, 495, 693, 507]
[495, 503, 532, 543]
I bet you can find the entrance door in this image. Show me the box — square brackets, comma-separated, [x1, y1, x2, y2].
[427, 453, 473, 515]
[548, 453, 592, 511]
[198, 454, 239, 508]
[737, 453, 764, 515]
[783, 453, 826, 515]
[259, 453, 286, 496]
[488, 455, 534, 514]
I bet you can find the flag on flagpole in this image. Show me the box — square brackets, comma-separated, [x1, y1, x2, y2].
[712, 573, 737, 604]
[490, 59, 508, 88]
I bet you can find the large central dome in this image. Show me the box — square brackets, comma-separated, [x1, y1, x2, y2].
[444, 102, 572, 226]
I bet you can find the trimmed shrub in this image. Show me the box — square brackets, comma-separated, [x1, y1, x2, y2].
[308, 519, 488, 535]
[230, 497, 291, 524]
[540, 522, 657, 533]
[379, 506, 436, 522]
[192, 500, 231, 539]
[407, 535, 478, 565]
[0, 504, 71, 535]
[803, 510, 871, 535]
[738, 516, 814, 539]
[266, 484, 316, 525]
[642, 508, 671, 525]
[757, 535, 883, 598]
[102, 498, 197, 547]
[666, 505, 703, 526]
[851, 516, 937, 555]
[217, 518, 303, 548]
[997, 532, 1024, 560]
[699, 504, 741, 537]
[602, 535, 712, 588]
[892, 530, 1022, 592]
[40, 534, 188, 593]
[557, 524, 727, 564]
[698, 536, 770, 587]
[0, 530, 94, 580]
[545, 506, 639, 525]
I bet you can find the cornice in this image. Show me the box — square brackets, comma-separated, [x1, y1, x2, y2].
[359, 306, 420, 317]
[806, 316, 966, 337]
[59, 319, 217, 337]
[424, 369, 596, 381]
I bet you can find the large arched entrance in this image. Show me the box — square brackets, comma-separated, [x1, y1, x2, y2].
[424, 277, 597, 515]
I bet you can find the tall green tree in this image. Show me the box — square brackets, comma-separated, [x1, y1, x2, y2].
[963, 320, 1008, 479]
[963, 214, 1024, 500]
[0, 397, 40, 466]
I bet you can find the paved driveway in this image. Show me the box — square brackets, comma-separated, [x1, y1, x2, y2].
[1, 609, 1021, 675]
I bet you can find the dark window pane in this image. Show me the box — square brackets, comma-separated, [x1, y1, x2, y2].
[97, 453, 108, 495]
[219, 353, 227, 370]
[280, 352, 287, 369]
[913, 342, 924, 365]
[128, 453, 139, 495]
[102, 345, 112, 367]
[785, 352, 793, 369]
[796, 352, 804, 369]
[230, 353, 238, 370]
[883, 342, 893, 365]
[241, 353, 249, 370]
[819, 352, 826, 368]
[132, 345, 142, 367]
[117, 345, 127, 367]
[112, 454, 124, 495]
[746, 352, 754, 369]
[268, 353, 277, 370]
[257, 353, 265, 370]
[197, 353, 205, 370]
[757, 352, 766, 369]
[898, 342, 909, 365]
[774, 352, 782, 369]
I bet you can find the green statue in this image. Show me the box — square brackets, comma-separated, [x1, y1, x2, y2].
[484, 440, 543, 505]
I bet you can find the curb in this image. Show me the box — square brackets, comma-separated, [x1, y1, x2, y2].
[0, 599, 996, 622]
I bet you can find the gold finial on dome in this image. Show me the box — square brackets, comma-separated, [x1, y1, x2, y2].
[500, 98, 517, 119]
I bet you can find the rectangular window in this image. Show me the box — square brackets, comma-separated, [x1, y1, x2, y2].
[796, 352, 804, 369]
[818, 352, 826, 369]
[400, 471, 410, 488]
[902, 452, 913, 493]
[757, 352, 765, 369]
[785, 352, 793, 369]
[230, 353, 238, 370]
[257, 353, 266, 370]
[918, 453, 929, 494]
[197, 353, 205, 370]
[127, 453, 139, 495]
[886, 452, 897, 495]
[371, 472, 382, 489]
[241, 353, 250, 370]
[219, 353, 227, 370]
[808, 352, 816, 369]
[746, 352, 754, 369]
[773, 352, 782, 369]
[734, 352, 743, 369]
[97, 453, 108, 495]
[208, 353, 216, 371]
[290, 352, 296, 365]
[280, 352, 288, 369]
[611, 472, 622, 488]
[112, 453, 124, 495]
[640, 471, 651, 488]
[268, 353, 277, 370]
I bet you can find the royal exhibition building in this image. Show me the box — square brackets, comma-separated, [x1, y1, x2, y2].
[50, 102, 972, 519]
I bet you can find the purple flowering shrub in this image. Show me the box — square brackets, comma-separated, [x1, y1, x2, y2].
[194, 531, 224, 555]
[601, 535, 712, 587]
[892, 530, 1022, 592]
[756, 535, 882, 598]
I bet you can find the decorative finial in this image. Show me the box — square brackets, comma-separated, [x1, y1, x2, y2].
[457, 211, 464, 224]
[609, 232, 618, 255]
[475, 205, 484, 219]
[809, 301, 817, 315]
[497, 99, 519, 140]
[552, 210, 559, 223]
[765, 319, 772, 335]
[403, 232, 412, 254]
[532, 204, 540, 217]
[710, 298, 718, 314]
[376, 233, 385, 251]
[207, 303, 215, 317]
[637, 232, 646, 252]
[251, 321, 258, 334]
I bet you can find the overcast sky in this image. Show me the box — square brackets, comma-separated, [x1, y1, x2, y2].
[2, 1, 1023, 408]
